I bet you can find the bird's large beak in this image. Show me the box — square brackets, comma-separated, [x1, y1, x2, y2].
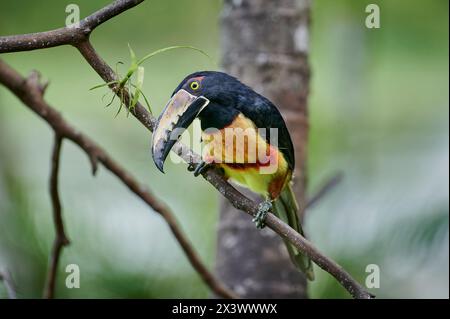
[152, 89, 209, 173]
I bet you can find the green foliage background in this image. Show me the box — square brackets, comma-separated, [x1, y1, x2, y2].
[0, 0, 448, 298]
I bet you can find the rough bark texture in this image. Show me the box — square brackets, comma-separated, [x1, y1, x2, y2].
[216, 0, 311, 298]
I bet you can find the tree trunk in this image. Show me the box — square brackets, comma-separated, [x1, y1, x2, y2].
[215, 0, 311, 298]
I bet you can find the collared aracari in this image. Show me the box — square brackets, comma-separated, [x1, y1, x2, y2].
[151, 71, 314, 279]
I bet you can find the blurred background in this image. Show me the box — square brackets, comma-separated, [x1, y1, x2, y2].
[0, 0, 448, 298]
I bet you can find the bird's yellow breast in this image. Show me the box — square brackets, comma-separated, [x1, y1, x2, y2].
[201, 113, 290, 199]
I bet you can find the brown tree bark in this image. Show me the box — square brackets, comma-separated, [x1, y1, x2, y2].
[216, 0, 311, 298]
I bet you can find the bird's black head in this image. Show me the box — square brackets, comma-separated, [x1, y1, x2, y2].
[173, 71, 243, 104]
[152, 71, 246, 172]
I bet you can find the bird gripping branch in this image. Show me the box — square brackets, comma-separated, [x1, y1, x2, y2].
[151, 71, 314, 280]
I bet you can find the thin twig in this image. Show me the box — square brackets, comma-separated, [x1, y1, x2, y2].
[43, 134, 70, 299]
[0, 0, 374, 299]
[305, 172, 344, 209]
[0, 269, 17, 299]
[0, 60, 237, 299]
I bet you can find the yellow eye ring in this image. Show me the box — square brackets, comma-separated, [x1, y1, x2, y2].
[190, 81, 200, 90]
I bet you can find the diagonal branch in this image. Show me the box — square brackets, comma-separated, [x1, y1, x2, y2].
[0, 60, 237, 299]
[0, 0, 374, 299]
[0, 269, 17, 299]
[43, 134, 70, 299]
[305, 172, 344, 210]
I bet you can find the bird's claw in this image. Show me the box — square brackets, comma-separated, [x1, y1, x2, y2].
[187, 161, 210, 177]
[253, 200, 272, 229]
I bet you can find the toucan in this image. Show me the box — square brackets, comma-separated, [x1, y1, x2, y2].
[151, 71, 314, 280]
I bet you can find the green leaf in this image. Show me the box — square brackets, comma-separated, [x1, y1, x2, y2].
[106, 93, 116, 108]
[130, 66, 145, 110]
[90, 81, 118, 91]
[137, 45, 212, 66]
[115, 90, 125, 118]
[139, 88, 152, 114]
[90, 45, 212, 118]
[128, 43, 137, 66]
[131, 84, 152, 114]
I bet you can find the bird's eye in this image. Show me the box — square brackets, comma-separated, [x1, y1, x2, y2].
[190, 81, 200, 91]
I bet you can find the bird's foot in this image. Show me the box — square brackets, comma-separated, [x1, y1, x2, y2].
[187, 160, 210, 177]
[253, 200, 272, 229]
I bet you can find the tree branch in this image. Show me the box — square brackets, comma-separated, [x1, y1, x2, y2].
[0, 0, 145, 53]
[0, 0, 374, 299]
[43, 134, 70, 299]
[0, 269, 17, 299]
[0, 60, 237, 299]
[306, 172, 344, 210]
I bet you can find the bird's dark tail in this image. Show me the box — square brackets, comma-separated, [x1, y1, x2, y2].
[272, 183, 315, 280]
